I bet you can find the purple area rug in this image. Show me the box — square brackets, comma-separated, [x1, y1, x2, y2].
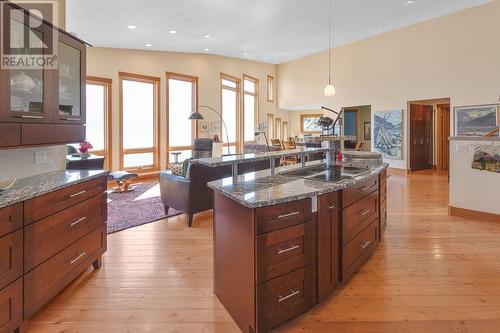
[107, 183, 181, 234]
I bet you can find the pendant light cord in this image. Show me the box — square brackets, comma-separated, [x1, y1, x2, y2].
[328, 0, 332, 85]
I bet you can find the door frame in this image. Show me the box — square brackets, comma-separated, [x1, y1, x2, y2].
[436, 103, 451, 170]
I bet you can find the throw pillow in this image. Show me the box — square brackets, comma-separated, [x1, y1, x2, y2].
[169, 162, 184, 176]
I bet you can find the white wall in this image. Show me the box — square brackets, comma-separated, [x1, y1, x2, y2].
[449, 139, 500, 214]
[277, 0, 500, 170]
[87, 47, 280, 170]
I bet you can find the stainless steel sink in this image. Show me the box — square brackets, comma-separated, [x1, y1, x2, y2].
[282, 164, 371, 183]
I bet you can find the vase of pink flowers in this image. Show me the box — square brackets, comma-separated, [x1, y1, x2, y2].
[78, 141, 93, 159]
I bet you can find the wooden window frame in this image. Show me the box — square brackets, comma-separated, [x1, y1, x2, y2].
[118, 71, 161, 173]
[267, 113, 275, 139]
[166, 72, 199, 166]
[275, 117, 282, 141]
[243, 74, 259, 144]
[220, 73, 241, 153]
[267, 75, 275, 103]
[86, 76, 112, 170]
[282, 121, 289, 141]
[300, 114, 323, 134]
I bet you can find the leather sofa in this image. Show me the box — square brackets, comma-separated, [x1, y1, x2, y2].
[159, 145, 280, 227]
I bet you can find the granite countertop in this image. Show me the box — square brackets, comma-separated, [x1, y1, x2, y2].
[208, 163, 389, 208]
[197, 147, 327, 167]
[0, 169, 109, 209]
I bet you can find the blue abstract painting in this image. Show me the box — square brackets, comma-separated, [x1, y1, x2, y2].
[373, 110, 402, 160]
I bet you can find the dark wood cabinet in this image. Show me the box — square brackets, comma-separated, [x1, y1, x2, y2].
[317, 191, 340, 301]
[0, 1, 87, 148]
[380, 171, 388, 239]
[0, 175, 107, 331]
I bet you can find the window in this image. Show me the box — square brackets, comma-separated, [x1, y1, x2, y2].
[243, 75, 258, 143]
[283, 121, 289, 141]
[267, 113, 274, 139]
[85, 76, 112, 169]
[119, 72, 160, 171]
[267, 75, 275, 102]
[275, 117, 282, 141]
[167, 72, 198, 164]
[221, 74, 240, 154]
[300, 114, 323, 134]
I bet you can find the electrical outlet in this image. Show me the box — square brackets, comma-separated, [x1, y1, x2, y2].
[455, 144, 468, 153]
[35, 150, 47, 164]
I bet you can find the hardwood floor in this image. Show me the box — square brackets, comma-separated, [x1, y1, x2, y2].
[27, 170, 500, 333]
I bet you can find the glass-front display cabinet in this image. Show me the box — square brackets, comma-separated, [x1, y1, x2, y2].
[55, 33, 86, 124]
[0, 5, 52, 123]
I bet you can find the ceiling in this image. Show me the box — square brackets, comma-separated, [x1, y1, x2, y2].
[66, 0, 491, 64]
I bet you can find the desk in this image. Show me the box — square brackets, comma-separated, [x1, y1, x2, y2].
[66, 154, 105, 170]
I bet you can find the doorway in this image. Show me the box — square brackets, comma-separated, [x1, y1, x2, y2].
[343, 108, 358, 149]
[408, 98, 451, 172]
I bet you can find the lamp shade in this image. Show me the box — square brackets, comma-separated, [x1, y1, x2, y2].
[188, 111, 204, 120]
[324, 84, 336, 97]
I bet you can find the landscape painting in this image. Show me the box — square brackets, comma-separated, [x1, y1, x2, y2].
[455, 105, 499, 137]
[471, 145, 500, 173]
[373, 110, 403, 159]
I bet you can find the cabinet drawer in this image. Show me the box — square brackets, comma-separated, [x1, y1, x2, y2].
[0, 230, 23, 291]
[342, 221, 378, 282]
[255, 199, 311, 234]
[0, 203, 23, 238]
[343, 190, 379, 244]
[24, 194, 106, 272]
[256, 266, 313, 332]
[0, 124, 21, 148]
[343, 175, 379, 208]
[24, 225, 106, 318]
[24, 176, 107, 224]
[256, 223, 313, 284]
[21, 123, 85, 146]
[0, 278, 23, 333]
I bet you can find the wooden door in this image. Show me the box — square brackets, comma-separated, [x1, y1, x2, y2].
[410, 104, 433, 171]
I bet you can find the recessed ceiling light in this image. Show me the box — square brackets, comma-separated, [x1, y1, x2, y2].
[243, 52, 248, 56]
[405, 0, 415, 4]
[127, 25, 136, 29]
[204, 48, 210, 51]
[204, 35, 211, 39]
[145, 43, 152, 47]
[264, 57, 268, 60]
[169, 30, 177, 34]
[377, 28, 383, 32]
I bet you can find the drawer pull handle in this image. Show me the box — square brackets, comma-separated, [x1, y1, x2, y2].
[61, 117, 80, 121]
[277, 211, 300, 219]
[359, 240, 371, 249]
[70, 190, 87, 198]
[14, 115, 44, 119]
[278, 290, 301, 302]
[358, 208, 371, 216]
[278, 244, 300, 254]
[69, 252, 87, 265]
[327, 205, 336, 210]
[70, 216, 86, 227]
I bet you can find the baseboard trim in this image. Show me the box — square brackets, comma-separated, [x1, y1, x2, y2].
[449, 205, 500, 223]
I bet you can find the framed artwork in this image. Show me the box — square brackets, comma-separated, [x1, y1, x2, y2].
[364, 122, 371, 140]
[300, 114, 323, 133]
[211, 121, 221, 134]
[199, 122, 210, 132]
[471, 145, 500, 173]
[454, 104, 499, 137]
[373, 110, 403, 160]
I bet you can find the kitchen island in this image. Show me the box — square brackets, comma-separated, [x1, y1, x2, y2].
[208, 162, 388, 333]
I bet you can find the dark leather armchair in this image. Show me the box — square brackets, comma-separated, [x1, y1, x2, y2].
[159, 145, 280, 227]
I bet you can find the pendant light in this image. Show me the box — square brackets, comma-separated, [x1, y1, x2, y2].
[324, 0, 336, 96]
